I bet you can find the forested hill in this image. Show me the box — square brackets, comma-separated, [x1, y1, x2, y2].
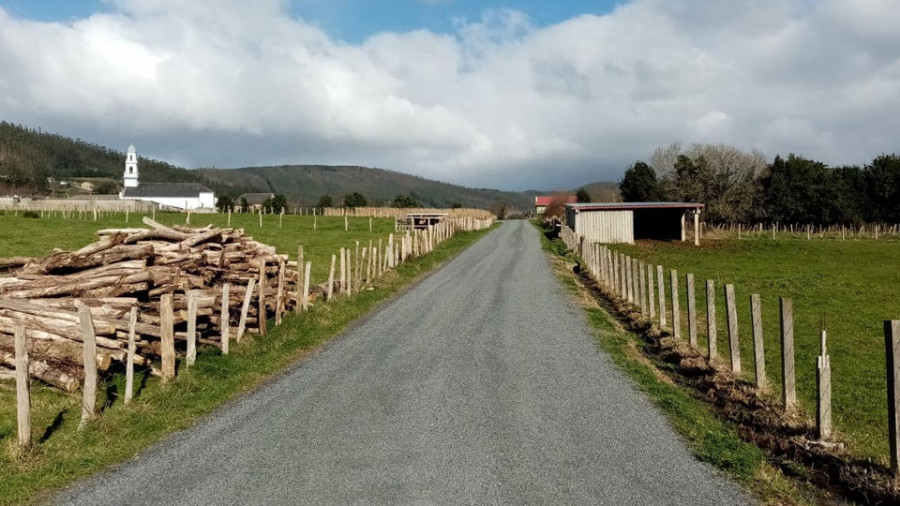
[0, 121, 238, 196]
[195, 165, 534, 211]
[0, 121, 618, 212]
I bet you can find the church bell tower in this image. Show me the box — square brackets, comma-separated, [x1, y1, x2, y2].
[124, 144, 139, 188]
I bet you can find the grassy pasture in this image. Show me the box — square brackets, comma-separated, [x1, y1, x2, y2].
[0, 211, 396, 283]
[0, 210, 494, 505]
[612, 237, 900, 462]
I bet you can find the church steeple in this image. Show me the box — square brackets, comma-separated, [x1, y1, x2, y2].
[124, 144, 139, 188]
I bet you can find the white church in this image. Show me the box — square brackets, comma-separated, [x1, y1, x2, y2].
[119, 144, 216, 211]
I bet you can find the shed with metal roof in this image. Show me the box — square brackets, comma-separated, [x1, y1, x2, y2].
[564, 202, 704, 245]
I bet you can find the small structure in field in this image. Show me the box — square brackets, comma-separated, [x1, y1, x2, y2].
[534, 195, 577, 215]
[119, 145, 216, 211]
[565, 202, 704, 245]
[401, 212, 448, 230]
[239, 193, 275, 212]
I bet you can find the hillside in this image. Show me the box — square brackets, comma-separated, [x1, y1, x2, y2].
[0, 122, 618, 211]
[0, 122, 243, 197]
[196, 165, 533, 212]
[581, 181, 620, 202]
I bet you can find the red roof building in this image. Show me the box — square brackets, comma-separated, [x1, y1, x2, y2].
[534, 195, 577, 214]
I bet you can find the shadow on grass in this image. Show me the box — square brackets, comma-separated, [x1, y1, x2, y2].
[39, 409, 68, 444]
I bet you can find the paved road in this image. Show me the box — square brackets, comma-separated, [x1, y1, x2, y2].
[56, 221, 749, 505]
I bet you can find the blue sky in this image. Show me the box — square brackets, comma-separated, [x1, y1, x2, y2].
[0, 0, 620, 42]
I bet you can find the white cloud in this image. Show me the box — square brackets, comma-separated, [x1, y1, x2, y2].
[0, 0, 898, 190]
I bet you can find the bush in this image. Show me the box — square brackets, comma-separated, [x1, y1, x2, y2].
[549, 238, 568, 256]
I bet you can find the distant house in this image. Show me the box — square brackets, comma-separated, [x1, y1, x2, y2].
[118, 145, 216, 210]
[239, 193, 275, 212]
[534, 195, 577, 215]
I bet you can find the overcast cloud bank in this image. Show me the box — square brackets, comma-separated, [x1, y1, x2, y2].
[0, 0, 898, 189]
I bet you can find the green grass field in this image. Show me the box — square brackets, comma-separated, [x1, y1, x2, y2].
[0, 210, 494, 505]
[611, 237, 900, 463]
[0, 211, 396, 283]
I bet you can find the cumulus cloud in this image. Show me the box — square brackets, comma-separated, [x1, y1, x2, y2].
[0, 0, 898, 190]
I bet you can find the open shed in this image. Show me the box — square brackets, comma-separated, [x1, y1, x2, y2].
[401, 212, 448, 230]
[564, 202, 704, 245]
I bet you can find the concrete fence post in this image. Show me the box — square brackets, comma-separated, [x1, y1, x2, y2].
[186, 290, 198, 366]
[125, 307, 138, 404]
[159, 294, 176, 384]
[78, 305, 99, 428]
[657, 266, 667, 328]
[780, 298, 796, 410]
[220, 284, 230, 356]
[885, 320, 900, 476]
[724, 284, 740, 373]
[14, 325, 31, 447]
[706, 280, 717, 360]
[670, 269, 680, 339]
[817, 327, 832, 440]
[638, 261, 647, 316]
[237, 279, 256, 342]
[751, 294, 766, 389]
[686, 273, 697, 347]
[258, 258, 268, 336]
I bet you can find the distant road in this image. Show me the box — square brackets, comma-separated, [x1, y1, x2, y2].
[56, 220, 749, 505]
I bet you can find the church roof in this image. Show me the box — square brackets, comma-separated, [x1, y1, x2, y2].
[122, 183, 213, 198]
[127, 144, 136, 154]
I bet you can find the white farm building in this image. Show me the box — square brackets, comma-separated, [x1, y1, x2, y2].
[118, 145, 216, 211]
[565, 202, 704, 245]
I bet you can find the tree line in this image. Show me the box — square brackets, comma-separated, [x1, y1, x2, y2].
[619, 143, 900, 225]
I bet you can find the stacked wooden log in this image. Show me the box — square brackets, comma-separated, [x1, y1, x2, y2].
[0, 217, 300, 391]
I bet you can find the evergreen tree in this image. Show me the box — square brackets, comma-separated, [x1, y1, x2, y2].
[619, 161, 663, 202]
[343, 192, 367, 208]
[575, 187, 591, 203]
[316, 194, 333, 209]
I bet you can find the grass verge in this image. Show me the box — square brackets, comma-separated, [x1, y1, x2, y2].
[536, 223, 823, 505]
[608, 237, 900, 463]
[0, 224, 496, 506]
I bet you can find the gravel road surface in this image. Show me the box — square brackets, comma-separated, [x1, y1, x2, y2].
[56, 220, 750, 505]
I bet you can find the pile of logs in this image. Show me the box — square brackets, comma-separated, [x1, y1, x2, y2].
[0, 217, 303, 391]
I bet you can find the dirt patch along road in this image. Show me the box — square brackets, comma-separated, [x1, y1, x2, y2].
[56, 220, 749, 505]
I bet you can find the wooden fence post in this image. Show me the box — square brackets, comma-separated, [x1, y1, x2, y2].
[159, 294, 175, 384]
[257, 258, 268, 336]
[724, 284, 740, 373]
[186, 290, 198, 366]
[302, 262, 312, 310]
[276, 261, 285, 325]
[707, 280, 717, 360]
[237, 279, 256, 342]
[15, 325, 31, 447]
[780, 298, 796, 410]
[686, 273, 697, 347]
[885, 320, 900, 476]
[751, 294, 766, 388]
[817, 326, 832, 440]
[638, 261, 647, 315]
[339, 247, 346, 294]
[78, 305, 99, 427]
[295, 246, 304, 314]
[327, 254, 336, 300]
[624, 256, 632, 302]
[657, 266, 667, 328]
[124, 307, 137, 404]
[670, 269, 680, 339]
[647, 264, 656, 319]
[220, 284, 230, 355]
